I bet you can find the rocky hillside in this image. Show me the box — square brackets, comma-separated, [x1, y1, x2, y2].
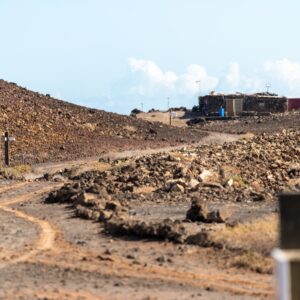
[0, 80, 206, 164]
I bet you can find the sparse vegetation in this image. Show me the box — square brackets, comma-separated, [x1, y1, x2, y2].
[66, 162, 112, 178]
[210, 215, 278, 255]
[230, 251, 274, 274]
[0, 164, 32, 179]
[210, 214, 278, 273]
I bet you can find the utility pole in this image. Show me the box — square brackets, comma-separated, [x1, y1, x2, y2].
[4, 132, 9, 166]
[167, 97, 172, 126]
[141, 102, 144, 111]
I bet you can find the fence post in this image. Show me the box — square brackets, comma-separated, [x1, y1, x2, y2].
[273, 193, 300, 300]
[4, 131, 9, 166]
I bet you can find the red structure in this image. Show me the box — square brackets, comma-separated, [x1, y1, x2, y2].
[288, 98, 300, 111]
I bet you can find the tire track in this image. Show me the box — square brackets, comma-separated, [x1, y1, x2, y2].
[0, 182, 28, 195]
[3, 288, 105, 300]
[32, 253, 274, 298]
[0, 183, 61, 267]
[0, 181, 274, 299]
[50, 247, 273, 290]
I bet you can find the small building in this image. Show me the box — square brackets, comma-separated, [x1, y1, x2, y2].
[198, 92, 287, 116]
[288, 98, 300, 111]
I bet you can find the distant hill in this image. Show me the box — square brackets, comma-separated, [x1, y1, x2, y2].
[0, 80, 206, 164]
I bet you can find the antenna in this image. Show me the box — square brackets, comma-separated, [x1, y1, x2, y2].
[195, 80, 201, 95]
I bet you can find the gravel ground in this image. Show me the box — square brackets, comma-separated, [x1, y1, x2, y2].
[0, 181, 273, 299]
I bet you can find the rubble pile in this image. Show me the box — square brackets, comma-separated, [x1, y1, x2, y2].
[198, 112, 300, 134]
[50, 128, 300, 201]
[46, 129, 300, 241]
[105, 218, 187, 244]
[0, 80, 207, 164]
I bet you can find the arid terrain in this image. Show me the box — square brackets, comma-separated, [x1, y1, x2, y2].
[0, 80, 207, 165]
[191, 112, 300, 134]
[0, 83, 300, 299]
[135, 108, 300, 134]
[0, 179, 274, 300]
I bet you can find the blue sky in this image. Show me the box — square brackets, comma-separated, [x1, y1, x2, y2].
[1, 0, 300, 114]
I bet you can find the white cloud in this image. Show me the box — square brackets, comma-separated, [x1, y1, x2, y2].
[242, 77, 264, 92]
[225, 62, 240, 90]
[264, 58, 300, 96]
[218, 62, 264, 93]
[124, 58, 300, 112]
[128, 58, 218, 97]
[179, 64, 219, 94]
[128, 58, 177, 90]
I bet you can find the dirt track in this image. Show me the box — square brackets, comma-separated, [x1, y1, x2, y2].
[0, 180, 274, 300]
[27, 131, 248, 180]
[0, 130, 281, 299]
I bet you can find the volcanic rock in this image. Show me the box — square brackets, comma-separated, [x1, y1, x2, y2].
[186, 199, 209, 222]
[0, 79, 208, 164]
[206, 208, 232, 223]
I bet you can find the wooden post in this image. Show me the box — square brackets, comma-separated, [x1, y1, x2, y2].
[4, 131, 9, 166]
[273, 193, 300, 300]
[169, 110, 172, 126]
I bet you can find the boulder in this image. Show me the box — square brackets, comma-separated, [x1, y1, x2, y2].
[186, 199, 209, 222]
[206, 208, 232, 223]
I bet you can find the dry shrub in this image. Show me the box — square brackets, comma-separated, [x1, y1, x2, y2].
[231, 251, 274, 274]
[89, 162, 111, 172]
[69, 162, 111, 177]
[210, 214, 278, 255]
[111, 161, 135, 172]
[0, 164, 32, 178]
[210, 214, 278, 274]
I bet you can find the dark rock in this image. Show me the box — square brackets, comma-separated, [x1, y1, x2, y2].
[186, 199, 209, 222]
[206, 208, 232, 223]
[156, 255, 166, 263]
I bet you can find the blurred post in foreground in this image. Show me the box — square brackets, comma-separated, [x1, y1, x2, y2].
[273, 193, 300, 300]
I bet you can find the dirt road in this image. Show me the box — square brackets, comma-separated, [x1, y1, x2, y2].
[27, 131, 250, 180]
[0, 178, 275, 300]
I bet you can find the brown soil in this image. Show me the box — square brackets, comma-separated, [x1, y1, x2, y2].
[41, 128, 299, 289]
[0, 80, 207, 165]
[136, 111, 189, 127]
[198, 112, 300, 134]
[1, 95, 295, 299]
[0, 181, 274, 300]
